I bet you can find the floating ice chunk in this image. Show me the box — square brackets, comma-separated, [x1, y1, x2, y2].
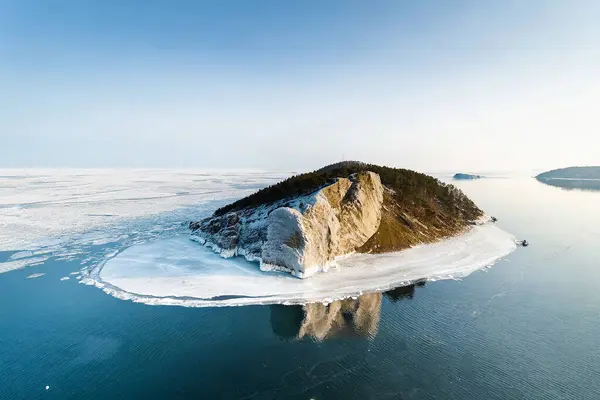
[0, 257, 50, 273]
[26, 273, 45, 279]
[9, 250, 34, 260]
[60, 276, 70, 281]
[87, 224, 516, 307]
[45, 386, 49, 390]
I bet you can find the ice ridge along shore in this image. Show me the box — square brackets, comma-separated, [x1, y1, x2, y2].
[85, 223, 516, 307]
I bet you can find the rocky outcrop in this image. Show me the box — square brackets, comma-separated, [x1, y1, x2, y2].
[191, 171, 384, 278]
[453, 173, 483, 180]
[190, 163, 484, 279]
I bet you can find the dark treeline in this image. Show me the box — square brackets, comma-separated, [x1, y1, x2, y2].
[215, 161, 481, 221]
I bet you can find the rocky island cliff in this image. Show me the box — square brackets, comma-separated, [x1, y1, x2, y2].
[190, 162, 485, 278]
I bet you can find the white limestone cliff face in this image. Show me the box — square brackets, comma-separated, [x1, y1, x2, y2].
[190, 171, 384, 278]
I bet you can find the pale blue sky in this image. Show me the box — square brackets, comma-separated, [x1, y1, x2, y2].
[1, 1, 599, 171]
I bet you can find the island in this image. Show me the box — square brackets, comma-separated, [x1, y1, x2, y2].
[453, 173, 483, 180]
[190, 161, 488, 278]
[87, 162, 515, 307]
[536, 166, 600, 190]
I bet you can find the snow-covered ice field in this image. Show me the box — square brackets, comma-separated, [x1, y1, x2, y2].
[0, 169, 290, 272]
[88, 224, 516, 307]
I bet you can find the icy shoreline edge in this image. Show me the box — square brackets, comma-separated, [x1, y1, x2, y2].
[84, 223, 516, 307]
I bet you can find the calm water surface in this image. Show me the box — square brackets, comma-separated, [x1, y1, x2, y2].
[1, 175, 600, 399]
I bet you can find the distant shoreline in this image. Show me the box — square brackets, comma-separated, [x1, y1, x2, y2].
[539, 177, 600, 181]
[535, 166, 600, 190]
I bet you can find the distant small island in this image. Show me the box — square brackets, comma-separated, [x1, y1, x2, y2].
[190, 161, 489, 278]
[536, 166, 600, 190]
[453, 173, 483, 180]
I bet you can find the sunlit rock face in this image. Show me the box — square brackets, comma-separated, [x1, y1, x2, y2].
[190, 163, 488, 279]
[191, 172, 384, 278]
[262, 171, 384, 277]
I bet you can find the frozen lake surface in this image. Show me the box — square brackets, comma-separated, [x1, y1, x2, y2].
[91, 224, 515, 306]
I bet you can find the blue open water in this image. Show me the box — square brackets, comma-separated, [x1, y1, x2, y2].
[1, 176, 600, 399]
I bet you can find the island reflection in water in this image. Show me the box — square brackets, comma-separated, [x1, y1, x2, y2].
[270, 282, 425, 341]
[536, 178, 600, 191]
